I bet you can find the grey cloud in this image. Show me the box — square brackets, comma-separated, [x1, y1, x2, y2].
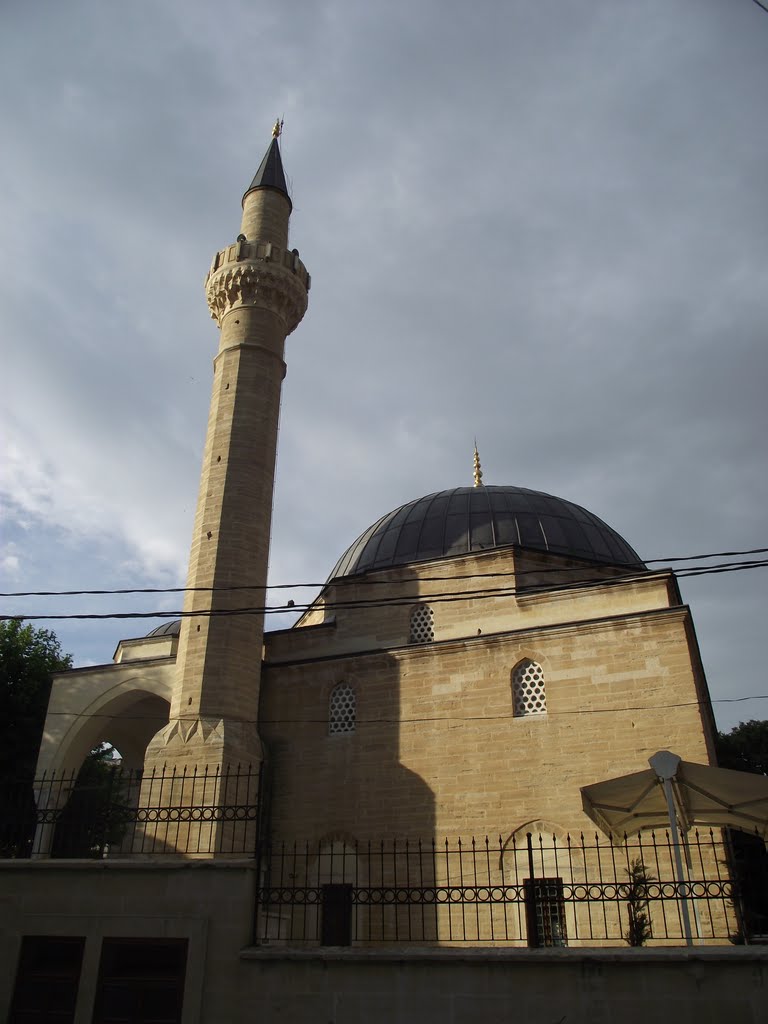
[1, 0, 767, 731]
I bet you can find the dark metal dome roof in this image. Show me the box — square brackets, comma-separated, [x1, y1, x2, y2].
[329, 486, 643, 580]
[146, 620, 181, 637]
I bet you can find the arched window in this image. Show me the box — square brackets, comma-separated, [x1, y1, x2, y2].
[512, 659, 546, 717]
[329, 683, 356, 735]
[409, 604, 434, 644]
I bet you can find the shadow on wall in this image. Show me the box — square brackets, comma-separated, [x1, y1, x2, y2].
[258, 565, 438, 942]
[27, 691, 171, 858]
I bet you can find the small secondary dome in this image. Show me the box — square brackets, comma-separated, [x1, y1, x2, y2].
[329, 486, 642, 579]
[146, 620, 181, 637]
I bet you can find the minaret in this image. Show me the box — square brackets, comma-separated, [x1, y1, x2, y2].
[146, 123, 310, 772]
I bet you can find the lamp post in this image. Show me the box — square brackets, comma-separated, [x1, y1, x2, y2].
[648, 750, 694, 946]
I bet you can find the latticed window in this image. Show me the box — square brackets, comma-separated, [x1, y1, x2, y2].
[512, 659, 546, 716]
[524, 877, 567, 947]
[329, 683, 356, 735]
[409, 604, 434, 644]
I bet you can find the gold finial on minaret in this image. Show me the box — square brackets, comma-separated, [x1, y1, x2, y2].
[473, 441, 484, 488]
[272, 117, 283, 139]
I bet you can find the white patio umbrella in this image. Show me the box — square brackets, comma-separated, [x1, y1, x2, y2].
[580, 750, 768, 945]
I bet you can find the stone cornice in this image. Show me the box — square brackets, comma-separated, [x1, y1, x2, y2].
[263, 605, 692, 671]
[206, 261, 308, 333]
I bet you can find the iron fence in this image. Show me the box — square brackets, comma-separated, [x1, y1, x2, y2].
[254, 830, 743, 946]
[3, 768, 765, 946]
[1, 764, 263, 857]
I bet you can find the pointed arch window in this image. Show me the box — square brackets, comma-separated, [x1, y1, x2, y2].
[409, 604, 434, 644]
[329, 683, 356, 735]
[512, 659, 547, 717]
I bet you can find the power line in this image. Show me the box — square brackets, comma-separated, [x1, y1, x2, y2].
[1, 556, 766, 623]
[2, 546, 767, 599]
[25, 691, 768, 727]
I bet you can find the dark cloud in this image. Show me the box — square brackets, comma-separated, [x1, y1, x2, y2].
[1, 0, 767, 731]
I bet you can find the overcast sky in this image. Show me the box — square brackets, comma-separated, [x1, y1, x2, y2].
[1, 0, 766, 733]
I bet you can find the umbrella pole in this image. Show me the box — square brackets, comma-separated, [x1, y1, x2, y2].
[661, 776, 694, 946]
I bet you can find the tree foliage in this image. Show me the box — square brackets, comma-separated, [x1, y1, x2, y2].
[715, 719, 768, 942]
[624, 858, 655, 946]
[51, 746, 129, 859]
[716, 719, 768, 776]
[0, 619, 72, 781]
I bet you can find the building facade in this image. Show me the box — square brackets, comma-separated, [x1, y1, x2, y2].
[3, 130, 757, 1024]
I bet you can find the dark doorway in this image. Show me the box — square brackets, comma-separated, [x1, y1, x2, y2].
[321, 883, 353, 946]
[9, 935, 85, 1024]
[91, 938, 188, 1024]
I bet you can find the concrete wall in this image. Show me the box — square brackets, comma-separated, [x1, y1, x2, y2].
[1, 863, 764, 1024]
[0, 861, 254, 1024]
[241, 946, 768, 1024]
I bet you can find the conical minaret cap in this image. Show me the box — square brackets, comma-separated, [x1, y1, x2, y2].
[242, 127, 291, 210]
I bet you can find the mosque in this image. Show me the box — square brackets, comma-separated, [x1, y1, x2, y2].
[34, 124, 717, 843]
[3, 127, 742, 1024]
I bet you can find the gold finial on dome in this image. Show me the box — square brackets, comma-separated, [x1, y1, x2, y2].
[473, 441, 484, 488]
[272, 118, 283, 139]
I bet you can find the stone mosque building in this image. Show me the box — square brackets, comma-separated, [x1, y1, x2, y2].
[32, 126, 716, 839]
[3, 128, 751, 1024]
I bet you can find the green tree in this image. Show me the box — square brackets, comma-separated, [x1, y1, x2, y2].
[715, 720, 768, 942]
[0, 620, 72, 856]
[624, 858, 655, 946]
[51, 746, 131, 859]
[0, 619, 72, 782]
[716, 720, 768, 776]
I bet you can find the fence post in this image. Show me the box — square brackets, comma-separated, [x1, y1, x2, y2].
[525, 832, 540, 948]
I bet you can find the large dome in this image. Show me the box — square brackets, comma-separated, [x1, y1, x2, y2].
[329, 486, 643, 580]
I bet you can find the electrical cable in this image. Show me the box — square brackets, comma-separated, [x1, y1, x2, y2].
[20, 691, 768, 727]
[2, 546, 767, 598]
[1, 557, 766, 623]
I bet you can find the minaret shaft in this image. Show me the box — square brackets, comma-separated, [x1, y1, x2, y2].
[171, 319, 285, 726]
[145, 140, 309, 771]
[240, 191, 290, 249]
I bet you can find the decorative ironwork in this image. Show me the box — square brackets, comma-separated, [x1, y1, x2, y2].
[1, 764, 263, 858]
[253, 831, 739, 946]
[1, 772, 759, 945]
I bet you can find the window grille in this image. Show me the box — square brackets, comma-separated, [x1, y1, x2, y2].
[9, 937, 85, 1024]
[512, 659, 546, 716]
[329, 684, 356, 735]
[524, 877, 567, 947]
[92, 939, 188, 1024]
[409, 605, 434, 644]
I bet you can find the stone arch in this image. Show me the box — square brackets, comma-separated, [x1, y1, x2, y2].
[501, 820, 590, 947]
[31, 675, 172, 858]
[502, 819, 585, 873]
[268, 833, 366, 946]
[503, 818, 569, 847]
[312, 832, 363, 885]
[39, 674, 172, 777]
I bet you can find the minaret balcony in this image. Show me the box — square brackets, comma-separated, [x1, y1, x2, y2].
[205, 239, 310, 333]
